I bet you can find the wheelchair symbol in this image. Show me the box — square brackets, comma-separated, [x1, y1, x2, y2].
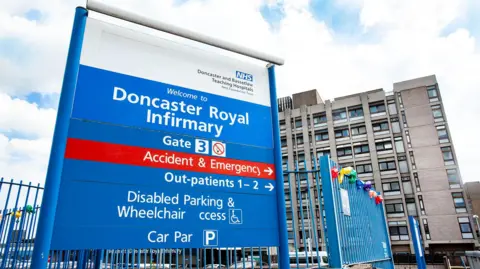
[229, 209, 243, 225]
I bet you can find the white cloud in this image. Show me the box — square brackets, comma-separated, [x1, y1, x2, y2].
[0, 92, 54, 184]
[0, 0, 479, 185]
[0, 92, 56, 139]
[0, 133, 51, 185]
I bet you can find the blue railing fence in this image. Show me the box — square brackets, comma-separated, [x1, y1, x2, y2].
[0, 178, 43, 269]
[320, 156, 394, 269]
[0, 155, 394, 268]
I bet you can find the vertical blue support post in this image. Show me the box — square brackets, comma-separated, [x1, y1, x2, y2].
[94, 250, 103, 269]
[78, 250, 86, 269]
[267, 65, 290, 269]
[320, 156, 342, 269]
[30, 7, 88, 269]
[409, 216, 426, 269]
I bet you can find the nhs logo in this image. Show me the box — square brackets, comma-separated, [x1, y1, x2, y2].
[235, 71, 253, 82]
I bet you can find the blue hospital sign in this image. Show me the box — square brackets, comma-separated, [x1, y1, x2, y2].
[49, 16, 280, 250]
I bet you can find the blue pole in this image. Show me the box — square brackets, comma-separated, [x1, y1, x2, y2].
[267, 65, 290, 269]
[94, 250, 103, 269]
[30, 7, 88, 269]
[409, 216, 426, 269]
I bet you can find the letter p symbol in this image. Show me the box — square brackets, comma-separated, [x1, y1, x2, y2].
[203, 230, 218, 247]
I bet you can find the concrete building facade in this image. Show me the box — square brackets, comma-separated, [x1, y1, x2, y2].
[464, 182, 480, 237]
[278, 75, 478, 255]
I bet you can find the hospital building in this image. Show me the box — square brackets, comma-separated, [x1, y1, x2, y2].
[277, 75, 478, 256]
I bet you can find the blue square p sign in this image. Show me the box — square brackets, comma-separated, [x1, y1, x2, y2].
[203, 230, 218, 247]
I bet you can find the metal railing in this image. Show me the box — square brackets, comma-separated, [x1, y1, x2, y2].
[0, 155, 395, 268]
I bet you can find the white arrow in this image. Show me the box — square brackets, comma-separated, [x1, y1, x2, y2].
[265, 183, 274, 191]
[264, 167, 273, 176]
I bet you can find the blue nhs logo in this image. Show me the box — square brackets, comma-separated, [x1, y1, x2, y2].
[235, 71, 253, 82]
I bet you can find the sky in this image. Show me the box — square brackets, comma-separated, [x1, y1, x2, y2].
[0, 0, 479, 187]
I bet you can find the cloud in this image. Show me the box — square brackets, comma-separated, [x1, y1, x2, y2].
[0, 92, 54, 186]
[0, 92, 56, 139]
[0, 0, 479, 186]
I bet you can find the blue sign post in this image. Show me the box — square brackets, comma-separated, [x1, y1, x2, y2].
[409, 216, 427, 269]
[31, 4, 288, 269]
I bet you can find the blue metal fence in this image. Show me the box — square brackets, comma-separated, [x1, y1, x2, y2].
[0, 154, 395, 268]
[320, 156, 394, 269]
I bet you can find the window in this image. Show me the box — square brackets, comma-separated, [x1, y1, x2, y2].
[297, 153, 305, 163]
[356, 163, 373, 174]
[335, 128, 350, 138]
[423, 219, 431, 240]
[388, 100, 397, 115]
[406, 198, 417, 216]
[401, 111, 408, 127]
[313, 114, 327, 125]
[383, 181, 401, 195]
[296, 136, 304, 144]
[373, 122, 389, 132]
[437, 125, 449, 143]
[281, 138, 287, 147]
[428, 86, 438, 98]
[295, 119, 302, 128]
[379, 160, 396, 171]
[317, 150, 330, 159]
[282, 156, 288, 165]
[280, 121, 286, 130]
[389, 224, 409, 241]
[349, 107, 364, 118]
[432, 105, 444, 121]
[332, 109, 347, 121]
[298, 169, 307, 181]
[351, 125, 367, 136]
[394, 137, 405, 153]
[405, 130, 412, 148]
[391, 118, 401, 133]
[402, 177, 413, 195]
[376, 141, 393, 151]
[441, 146, 454, 164]
[337, 147, 352, 157]
[447, 169, 461, 189]
[398, 156, 409, 173]
[315, 131, 329, 142]
[427, 85, 439, 102]
[354, 144, 370, 154]
[286, 210, 293, 220]
[386, 201, 404, 217]
[288, 231, 295, 239]
[398, 93, 404, 108]
[370, 103, 386, 114]
[458, 217, 474, 239]
[414, 172, 421, 192]
[418, 195, 426, 215]
[311, 153, 317, 166]
[452, 192, 467, 213]
[409, 152, 416, 170]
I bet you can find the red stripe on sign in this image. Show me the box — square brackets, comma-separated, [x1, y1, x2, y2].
[64, 138, 276, 180]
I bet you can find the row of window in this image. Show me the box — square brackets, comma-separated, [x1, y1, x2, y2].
[280, 100, 397, 130]
[283, 140, 455, 172]
[282, 86, 442, 135]
[289, 218, 471, 242]
[385, 192, 467, 218]
[286, 149, 457, 177]
[388, 216, 472, 242]
[283, 121, 450, 147]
